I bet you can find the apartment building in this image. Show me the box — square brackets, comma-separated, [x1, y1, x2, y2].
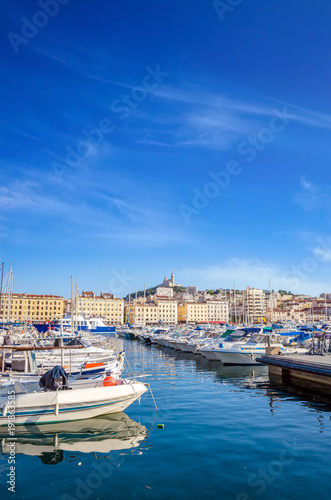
[0, 293, 64, 322]
[156, 297, 178, 324]
[269, 308, 308, 322]
[177, 300, 228, 324]
[242, 287, 265, 323]
[125, 296, 178, 325]
[72, 291, 124, 325]
[125, 301, 157, 325]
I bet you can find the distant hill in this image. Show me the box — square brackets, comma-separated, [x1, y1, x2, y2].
[124, 287, 156, 301]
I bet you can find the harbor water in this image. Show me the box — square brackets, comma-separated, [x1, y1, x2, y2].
[1, 337, 330, 500]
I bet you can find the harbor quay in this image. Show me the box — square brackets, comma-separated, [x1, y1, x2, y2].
[258, 351, 331, 392]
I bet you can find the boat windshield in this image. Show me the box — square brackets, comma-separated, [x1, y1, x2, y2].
[225, 332, 248, 342]
[66, 338, 90, 348]
[245, 334, 270, 345]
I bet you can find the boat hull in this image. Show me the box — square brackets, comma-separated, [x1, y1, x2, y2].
[175, 342, 190, 352]
[0, 382, 147, 425]
[198, 349, 219, 360]
[90, 327, 116, 334]
[214, 350, 260, 365]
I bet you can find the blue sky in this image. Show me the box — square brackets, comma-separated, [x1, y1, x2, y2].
[1, 0, 331, 297]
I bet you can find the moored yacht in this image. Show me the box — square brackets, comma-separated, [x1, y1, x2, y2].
[213, 331, 310, 365]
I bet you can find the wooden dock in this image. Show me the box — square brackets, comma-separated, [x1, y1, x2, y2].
[257, 351, 331, 389]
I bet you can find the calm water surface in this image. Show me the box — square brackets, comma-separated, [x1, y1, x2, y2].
[1, 337, 330, 500]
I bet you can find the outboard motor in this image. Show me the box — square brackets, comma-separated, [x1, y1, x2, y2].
[39, 366, 69, 391]
[2, 335, 12, 346]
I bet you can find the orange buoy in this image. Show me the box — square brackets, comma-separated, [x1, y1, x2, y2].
[103, 376, 116, 387]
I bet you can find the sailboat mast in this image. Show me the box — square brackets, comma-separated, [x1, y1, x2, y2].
[135, 290, 137, 326]
[0, 263, 4, 323]
[128, 293, 131, 325]
[75, 284, 78, 332]
[270, 278, 273, 325]
[9, 267, 13, 323]
[246, 288, 249, 325]
[143, 283, 146, 327]
[6, 264, 13, 323]
[70, 276, 74, 333]
[233, 284, 236, 324]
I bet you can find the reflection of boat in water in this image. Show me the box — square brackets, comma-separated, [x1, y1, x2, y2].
[0, 412, 148, 464]
[212, 364, 268, 380]
[170, 350, 268, 377]
[210, 364, 269, 389]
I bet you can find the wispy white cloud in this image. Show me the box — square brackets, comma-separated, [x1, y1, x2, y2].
[179, 257, 329, 295]
[12, 43, 331, 157]
[0, 182, 38, 209]
[277, 100, 331, 130]
[90, 224, 186, 247]
[0, 174, 188, 249]
[155, 85, 331, 130]
[34, 46, 145, 91]
[153, 85, 273, 117]
[147, 84, 331, 150]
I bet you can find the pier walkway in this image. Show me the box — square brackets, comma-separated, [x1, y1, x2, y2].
[257, 352, 331, 388]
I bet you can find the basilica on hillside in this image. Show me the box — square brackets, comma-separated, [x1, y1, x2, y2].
[160, 271, 181, 288]
[156, 271, 182, 298]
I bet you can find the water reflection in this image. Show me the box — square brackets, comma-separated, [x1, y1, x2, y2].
[0, 412, 148, 464]
[201, 362, 267, 379]
[151, 342, 331, 407]
[159, 346, 269, 382]
[148, 340, 331, 424]
[261, 377, 331, 414]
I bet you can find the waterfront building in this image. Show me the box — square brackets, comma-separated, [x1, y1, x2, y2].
[177, 300, 229, 324]
[242, 287, 265, 323]
[266, 295, 322, 322]
[307, 306, 331, 322]
[125, 296, 178, 325]
[268, 307, 308, 322]
[71, 291, 124, 325]
[155, 296, 178, 324]
[0, 293, 64, 322]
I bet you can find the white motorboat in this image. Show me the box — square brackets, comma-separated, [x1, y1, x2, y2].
[2, 336, 125, 378]
[0, 376, 147, 425]
[214, 332, 309, 365]
[196, 328, 252, 360]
